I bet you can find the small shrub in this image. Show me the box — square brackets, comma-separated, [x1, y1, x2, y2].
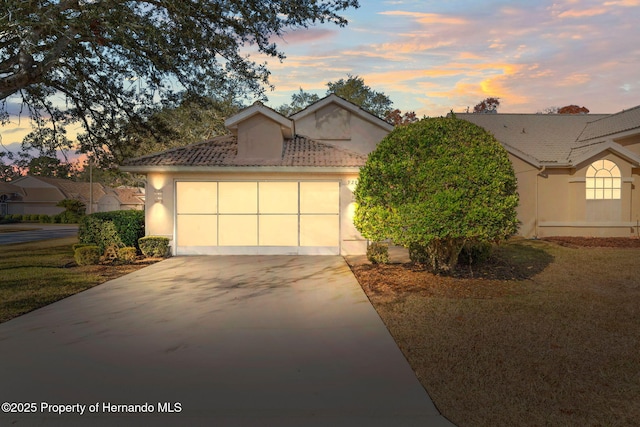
[367, 242, 389, 264]
[139, 236, 170, 258]
[118, 247, 137, 264]
[54, 211, 80, 224]
[72, 243, 93, 251]
[458, 241, 493, 265]
[10, 214, 22, 221]
[0, 216, 18, 224]
[74, 246, 100, 266]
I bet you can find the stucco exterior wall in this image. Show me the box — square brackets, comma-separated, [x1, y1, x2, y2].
[535, 151, 640, 237]
[617, 134, 640, 156]
[294, 104, 388, 155]
[97, 195, 120, 212]
[509, 154, 538, 238]
[145, 171, 366, 255]
[237, 115, 283, 160]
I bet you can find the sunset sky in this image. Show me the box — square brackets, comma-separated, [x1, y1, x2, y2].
[262, 0, 640, 116]
[1, 0, 639, 155]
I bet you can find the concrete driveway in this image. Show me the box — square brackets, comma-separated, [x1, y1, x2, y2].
[0, 256, 454, 426]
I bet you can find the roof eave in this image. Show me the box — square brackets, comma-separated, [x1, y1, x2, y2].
[569, 141, 640, 168]
[119, 165, 363, 174]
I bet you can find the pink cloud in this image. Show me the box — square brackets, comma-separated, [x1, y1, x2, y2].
[277, 28, 336, 45]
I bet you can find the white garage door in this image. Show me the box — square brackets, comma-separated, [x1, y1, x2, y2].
[175, 181, 340, 255]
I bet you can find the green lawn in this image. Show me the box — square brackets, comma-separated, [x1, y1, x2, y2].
[0, 238, 150, 323]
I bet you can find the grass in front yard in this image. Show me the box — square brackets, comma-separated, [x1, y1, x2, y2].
[350, 239, 640, 426]
[0, 238, 155, 323]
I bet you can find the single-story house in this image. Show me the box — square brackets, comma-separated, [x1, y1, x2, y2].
[0, 176, 145, 216]
[122, 94, 640, 257]
[458, 106, 640, 238]
[121, 94, 393, 256]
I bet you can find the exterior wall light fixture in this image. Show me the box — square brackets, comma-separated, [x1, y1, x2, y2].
[154, 189, 163, 203]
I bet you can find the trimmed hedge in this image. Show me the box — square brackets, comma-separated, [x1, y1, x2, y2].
[72, 243, 93, 251]
[0, 213, 74, 224]
[118, 247, 138, 264]
[78, 210, 145, 253]
[138, 236, 170, 258]
[367, 242, 389, 264]
[74, 246, 100, 266]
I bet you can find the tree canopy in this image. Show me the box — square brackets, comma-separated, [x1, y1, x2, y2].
[276, 88, 320, 117]
[1, 0, 359, 157]
[473, 97, 500, 114]
[276, 75, 416, 124]
[326, 75, 392, 118]
[354, 115, 519, 273]
[557, 105, 589, 114]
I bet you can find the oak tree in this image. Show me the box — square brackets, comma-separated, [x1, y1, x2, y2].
[1, 0, 359, 157]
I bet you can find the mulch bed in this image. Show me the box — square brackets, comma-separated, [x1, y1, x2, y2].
[542, 236, 640, 248]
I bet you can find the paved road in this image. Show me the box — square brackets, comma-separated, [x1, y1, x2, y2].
[0, 256, 454, 426]
[0, 225, 78, 245]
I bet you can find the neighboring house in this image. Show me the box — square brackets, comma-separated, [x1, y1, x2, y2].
[0, 176, 145, 216]
[121, 94, 393, 256]
[458, 106, 640, 238]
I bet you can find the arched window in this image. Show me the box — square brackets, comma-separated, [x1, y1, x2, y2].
[586, 160, 621, 200]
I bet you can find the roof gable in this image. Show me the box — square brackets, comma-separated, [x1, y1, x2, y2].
[577, 105, 640, 142]
[290, 94, 394, 132]
[568, 140, 640, 168]
[224, 101, 294, 138]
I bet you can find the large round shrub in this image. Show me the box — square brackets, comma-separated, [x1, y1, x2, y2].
[354, 115, 519, 273]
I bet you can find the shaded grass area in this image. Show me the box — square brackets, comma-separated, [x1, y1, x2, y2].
[0, 238, 153, 323]
[350, 239, 640, 426]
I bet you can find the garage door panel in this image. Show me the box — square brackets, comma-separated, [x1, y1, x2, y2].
[300, 215, 339, 247]
[177, 215, 217, 246]
[259, 215, 298, 246]
[300, 182, 339, 214]
[219, 182, 258, 214]
[176, 182, 217, 214]
[259, 182, 298, 214]
[219, 215, 258, 246]
[177, 181, 339, 254]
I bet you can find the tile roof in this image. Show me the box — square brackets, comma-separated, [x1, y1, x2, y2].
[0, 182, 24, 195]
[577, 105, 640, 141]
[457, 113, 613, 165]
[32, 176, 107, 203]
[123, 135, 367, 168]
[20, 187, 65, 202]
[108, 187, 145, 205]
